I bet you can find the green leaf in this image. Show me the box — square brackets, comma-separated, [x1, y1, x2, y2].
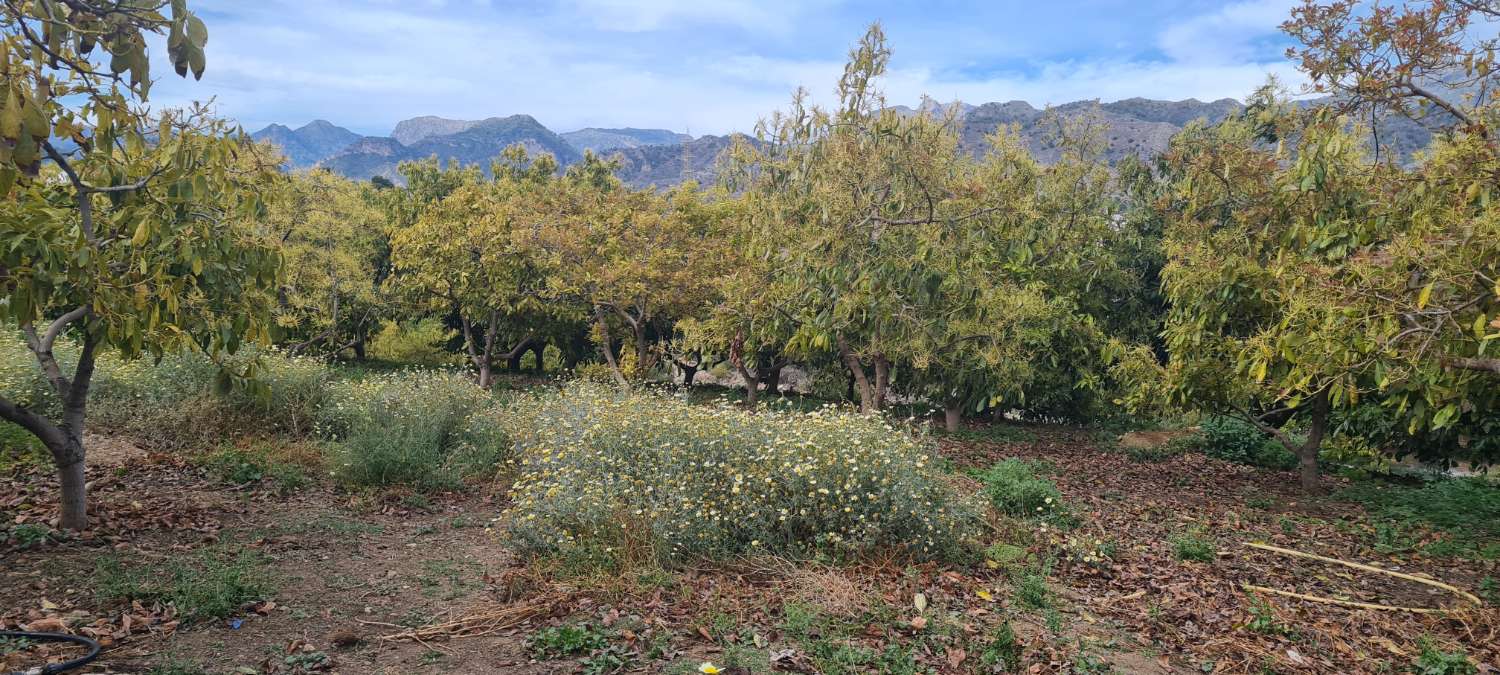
[185, 15, 209, 49]
[1431, 403, 1457, 430]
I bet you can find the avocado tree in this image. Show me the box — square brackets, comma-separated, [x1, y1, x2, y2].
[530, 155, 725, 387]
[1279, 0, 1500, 466]
[0, 1, 280, 528]
[1153, 94, 1390, 492]
[731, 24, 1108, 421]
[386, 149, 553, 388]
[1283, 0, 1497, 138]
[266, 168, 387, 358]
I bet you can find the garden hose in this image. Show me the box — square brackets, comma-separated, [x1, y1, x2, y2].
[1, 631, 101, 675]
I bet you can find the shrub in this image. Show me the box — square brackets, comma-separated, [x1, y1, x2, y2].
[368, 319, 458, 366]
[1200, 416, 1297, 470]
[500, 383, 981, 565]
[977, 459, 1067, 519]
[320, 370, 495, 489]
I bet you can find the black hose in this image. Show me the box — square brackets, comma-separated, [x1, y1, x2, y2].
[0, 631, 101, 675]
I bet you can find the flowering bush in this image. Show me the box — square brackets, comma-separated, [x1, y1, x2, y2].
[500, 383, 982, 565]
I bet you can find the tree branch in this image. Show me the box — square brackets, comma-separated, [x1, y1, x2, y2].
[1443, 356, 1500, 375]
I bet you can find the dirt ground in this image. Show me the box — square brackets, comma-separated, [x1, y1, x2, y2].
[2, 427, 1496, 674]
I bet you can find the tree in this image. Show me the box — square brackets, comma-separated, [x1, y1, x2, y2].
[530, 154, 726, 388]
[265, 168, 387, 358]
[1284, 0, 1498, 138]
[730, 24, 1108, 422]
[0, 0, 278, 531]
[1152, 92, 1391, 492]
[1280, 0, 1500, 467]
[386, 148, 553, 388]
[679, 196, 796, 406]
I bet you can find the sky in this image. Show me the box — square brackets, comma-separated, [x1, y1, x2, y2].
[144, 0, 1310, 137]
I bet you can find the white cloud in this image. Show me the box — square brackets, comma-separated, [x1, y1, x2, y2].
[146, 0, 1309, 137]
[564, 0, 819, 32]
[1157, 0, 1300, 64]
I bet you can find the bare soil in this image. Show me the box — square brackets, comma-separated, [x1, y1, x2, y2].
[2, 426, 1496, 674]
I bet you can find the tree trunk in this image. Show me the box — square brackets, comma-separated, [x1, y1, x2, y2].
[594, 305, 630, 389]
[761, 364, 783, 397]
[477, 361, 493, 389]
[352, 338, 366, 361]
[734, 362, 759, 407]
[1297, 390, 1331, 493]
[508, 350, 524, 373]
[839, 337, 876, 414]
[55, 443, 87, 530]
[944, 404, 962, 433]
[529, 342, 545, 373]
[873, 356, 890, 410]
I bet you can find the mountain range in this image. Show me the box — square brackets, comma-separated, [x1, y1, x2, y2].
[251, 96, 1436, 189]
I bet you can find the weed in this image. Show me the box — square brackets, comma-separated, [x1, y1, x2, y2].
[4, 522, 55, 549]
[1412, 638, 1477, 675]
[95, 547, 273, 622]
[581, 646, 633, 674]
[977, 459, 1068, 520]
[1014, 573, 1052, 610]
[396, 609, 432, 628]
[200, 447, 310, 495]
[984, 542, 1030, 571]
[146, 659, 207, 675]
[529, 622, 611, 659]
[0, 635, 36, 655]
[1341, 478, 1500, 558]
[400, 493, 433, 511]
[283, 650, 332, 672]
[1245, 496, 1275, 510]
[1170, 528, 1216, 562]
[980, 620, 1023, 671]
[1244, 597, 1293, 637]
[1372, 521, 1419, 554]
[1478, 577, 1498, 605]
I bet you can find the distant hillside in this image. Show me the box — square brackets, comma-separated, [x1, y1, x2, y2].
[562, 127, 692, 154]
[249, 95, 1438, 188]
[250, 120, 362, 168]
[391, 116, 483, 146]
[608, 134, 744, 188]
[320, 115, 580, 182]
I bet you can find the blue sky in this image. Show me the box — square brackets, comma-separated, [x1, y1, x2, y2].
[145, 0, 1308, 137]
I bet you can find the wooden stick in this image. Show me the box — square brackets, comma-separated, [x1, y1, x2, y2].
[1243, 584, 1449, 613]
[1242, 541, 1484, 609]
